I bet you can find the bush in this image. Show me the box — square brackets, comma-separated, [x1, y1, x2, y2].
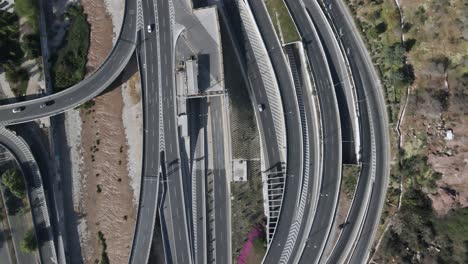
[0, 10, 23, 65]
[21, 34, 41, 59]
[77, 99, 95, 110]
[1, 169, 26, 199]
[375, 21, 388, 34]
[98, 231, 109, 264]
[4, 64, 28, 84]
[432, 89, 450, 110]
[20, 228, 37, 253]
[52, 5, 90, 91]
[14, 0, 39, 32]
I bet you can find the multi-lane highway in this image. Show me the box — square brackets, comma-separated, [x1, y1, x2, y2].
[209, 96, 231, 264]
[244, 1, 308, 263]
[304, 0, 360, 164]
[283, 1, 343, 263]
[189, 98, 208, 264]
[128, 0, 161, 262]
[157, 0, 193, 263]
[322, 0, 390, 263]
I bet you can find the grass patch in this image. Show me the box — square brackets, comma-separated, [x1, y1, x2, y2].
[1, 169, 26, 199]
[265, 0, 300, 44]
[252, 235, 266, 251]
[51, 4, 90, 92]
[378, 191, 468, 263]
[231, 161, 265, 262]
[14, 0, 39, 33]
[20, 228, 37, 253]
[432, 208, 468, 263]
[345, 0, 410, 123]
[76, 99, 95, 110]
[341, 164, 360, 199]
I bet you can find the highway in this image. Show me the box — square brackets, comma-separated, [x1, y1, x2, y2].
[244, 1, 308, 263]
[284, 43, 322, 263]
[209, 96, 231, 264]
[157, 0, 193, 263]
[0, 0, 137, 125]
[322, 0, 390, 263]
[189, 98, 207, 264]
[283, 1, 343, 263]
[304, 0, 360, 163]
[128, 0, 162, 262]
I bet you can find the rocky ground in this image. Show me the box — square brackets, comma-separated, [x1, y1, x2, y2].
[399, 0, 467, 215]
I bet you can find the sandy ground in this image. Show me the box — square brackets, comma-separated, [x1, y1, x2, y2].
[104, 0, 124, 43]
[71, 0, 138, 263]
[65, 109, 83, 207]
[121, 74, 143, 205]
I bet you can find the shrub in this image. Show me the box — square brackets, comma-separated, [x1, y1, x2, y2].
[20, 228, 37, 253]
[1, 169, 26, 199]
[4, 64, 28, 85]
[14, 0, 39, 32]
[0, 10, 23, 64]
[98, 231, 110, 264]
[21, 34, 41, 59]
[52, 5, 90, 91]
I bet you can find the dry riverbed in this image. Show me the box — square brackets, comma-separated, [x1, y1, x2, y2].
[67, 0, 142, 262]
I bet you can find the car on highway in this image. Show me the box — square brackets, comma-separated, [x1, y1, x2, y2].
[147, 24, 154, 33]
[12, 106, 26, 113]
[338, 221, 350, 229]
[40, 100, 55, 108]
[258, 103, 265, 112]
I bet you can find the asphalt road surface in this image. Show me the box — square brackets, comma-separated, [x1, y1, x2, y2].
[189, 98, 207, 264]
[245, 1, 309, 263]
[283, 1, 343, 263]
[323, 0, 390, 262]
[209, 96, 231, 264]
[128, 0, 162, 262]
[157, 0, 193, 263]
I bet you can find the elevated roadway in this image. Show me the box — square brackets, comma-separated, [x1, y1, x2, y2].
[0, 126, 57, 264]
[128, 0, 162, 262]
[244, 1, 312, 264]
[0, 0, 137, 125]
[209, 96, 231, 264]
[232, 0, 287, 243]
[322, 0, 390, 262]
[304, 0, 360, 163]
[283, 0, 343, 263]
[157, 0, 193, 263]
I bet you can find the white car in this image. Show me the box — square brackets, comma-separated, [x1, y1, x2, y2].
[12, 106, 25, 113]
[147, 24, 153, 33]
[258, 104, 265, 112]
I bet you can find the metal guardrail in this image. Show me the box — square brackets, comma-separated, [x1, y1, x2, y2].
[236, 0, 287, 162]
[279, 45, 311, 263]
[0, 126, 58, 264]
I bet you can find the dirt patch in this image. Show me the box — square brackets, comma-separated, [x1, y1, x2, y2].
[76, 0, 136, 263]
[82, 0, 114, 74]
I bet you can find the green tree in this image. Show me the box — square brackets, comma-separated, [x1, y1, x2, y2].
[0, 10, 23, 65]
[14, 0, 39, 32]
[21, 34, 41, 59]
[20, 228, 37, 253]
[1, 169, 26, 199]
[52, 4, 90, 91]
